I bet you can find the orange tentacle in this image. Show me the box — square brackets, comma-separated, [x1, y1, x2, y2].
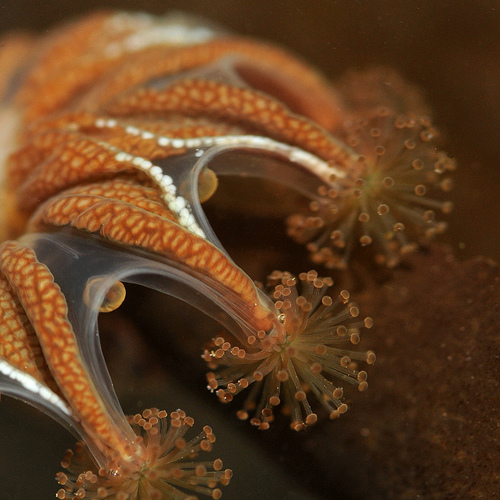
[30, 195, 273, 332]
[55, 178, 176, 221]
[106, 79, 352, 165]
[13, 133, 178, 212]
[76, 37, 343, 129]
[0, 241, 130, 456]
[0, 276, 54, 387]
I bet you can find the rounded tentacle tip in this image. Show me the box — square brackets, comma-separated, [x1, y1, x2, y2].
[204, 270, 375, 430]
[56, 408, 232, 499]
[84, 278, 127, 313]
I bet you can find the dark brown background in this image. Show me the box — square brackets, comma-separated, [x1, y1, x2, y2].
[0, 1, 498, 499]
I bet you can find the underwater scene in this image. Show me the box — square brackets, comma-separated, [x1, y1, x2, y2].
[0, 2, 498, 499]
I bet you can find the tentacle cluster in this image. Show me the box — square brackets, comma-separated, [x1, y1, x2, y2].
[204, 271, 375, 430]
[287, 107, 456, 268]
[56, 408, 232, 500]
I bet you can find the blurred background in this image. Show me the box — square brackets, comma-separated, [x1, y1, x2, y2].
[0, 1, 498, 499]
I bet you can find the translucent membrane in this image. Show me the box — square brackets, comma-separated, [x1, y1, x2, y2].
[141, 135, 349, 252]
[8, 229, 265, 406]
[0, 358, 107, 458]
